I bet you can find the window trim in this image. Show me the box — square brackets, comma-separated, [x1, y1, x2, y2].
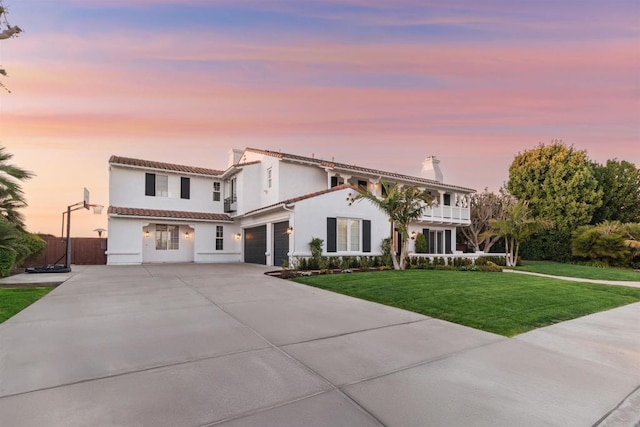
[215, 225, 224, 251]
[213, 181, 221, 202]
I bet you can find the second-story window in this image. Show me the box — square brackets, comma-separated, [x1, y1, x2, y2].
[213, 182, 221, 201]
[267, 168, 272, 188]
[145, 173, 168, 197]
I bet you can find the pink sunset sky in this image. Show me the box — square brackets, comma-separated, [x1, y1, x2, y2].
[0, 0, 638, 237]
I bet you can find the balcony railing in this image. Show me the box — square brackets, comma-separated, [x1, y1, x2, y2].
[423, 205, 470, 222]
[224, 195, 237, 213]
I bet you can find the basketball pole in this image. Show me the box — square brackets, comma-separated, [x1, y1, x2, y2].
[64, 188, 103, 270]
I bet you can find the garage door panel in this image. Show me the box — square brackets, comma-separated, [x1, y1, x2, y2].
[244, 226, 267, 265]
[273, 221, 290, 268]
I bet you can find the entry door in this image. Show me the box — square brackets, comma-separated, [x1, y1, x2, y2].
[273, 221, 290, 267]
[244, 225, 267, 264]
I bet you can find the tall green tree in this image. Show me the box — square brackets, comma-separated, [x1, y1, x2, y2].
[355, 181, 433, 270]
[0, 146, 33, 229]
[507, 142, 601, 232]
[484, 201, 552, 267]
[591, 159, 640, 224]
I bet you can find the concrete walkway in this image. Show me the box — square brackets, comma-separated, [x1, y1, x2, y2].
[504, 268, 640, 288]
[0, 264, 638, 426]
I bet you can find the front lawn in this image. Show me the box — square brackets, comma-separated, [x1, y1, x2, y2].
[0, 287, 53, 323]
[514, 261, 640, 281]
[293, 270, 640, 337]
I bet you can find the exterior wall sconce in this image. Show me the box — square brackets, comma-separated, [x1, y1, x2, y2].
[145, 231, 150, 238]
[286, 226, 293, 235]
[411, 231, 417, 240]
[235, 233, 241, 240]
[185, 232, 190, 239]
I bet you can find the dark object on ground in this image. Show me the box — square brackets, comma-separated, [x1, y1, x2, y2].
[25, 265, 71, 274]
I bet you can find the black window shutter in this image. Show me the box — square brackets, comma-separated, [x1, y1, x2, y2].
[445, 229, 452, 254]
[363, 220, 371, 252]
[145, 173, 156, 196]
[181, 177, 190, 199]
[326, 217, 337, 252]
[330, 176, 338, 188]
[423, 228, 430, 254]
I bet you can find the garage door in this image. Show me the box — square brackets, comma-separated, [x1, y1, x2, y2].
[273, 221, 290, 267]
[244, 225, 267, 264]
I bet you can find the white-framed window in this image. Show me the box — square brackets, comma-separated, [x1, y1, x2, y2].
[156, 224, 179, 250]
[267, 167, 272, 188]
[156, 175, 168, 197]
[337, 218, 361, 252]
[213, 182, 221, 202]
[215, 226, 224, 250]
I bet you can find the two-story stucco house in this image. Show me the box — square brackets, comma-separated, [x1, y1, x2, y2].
[107, 148, 474, 266]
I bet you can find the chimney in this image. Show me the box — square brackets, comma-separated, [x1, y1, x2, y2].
[228, 148, 244, 167]
[421, 156, 443, 182]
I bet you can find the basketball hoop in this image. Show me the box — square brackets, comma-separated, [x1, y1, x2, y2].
[87, 204, 104, 215]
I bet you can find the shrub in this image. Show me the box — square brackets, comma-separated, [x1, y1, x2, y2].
[454, 257, 473, 268]
[16, 233, 47, 266]
[571, 222, 638, 267]
[414, 233, 427, 253]
[476, 256, 507, 267]
[0, 250, 17, 277]
[480, 261, 503, 272]
[519, 230, 573, 262]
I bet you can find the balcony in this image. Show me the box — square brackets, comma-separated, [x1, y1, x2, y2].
[422, 205, 470, 224]
[224, 195, 237, 213]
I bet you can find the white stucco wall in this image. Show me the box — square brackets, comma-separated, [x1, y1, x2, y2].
[109, 165, 222, 213]
[290, 187, 389, 257]
[106, 217, 144, 265]
[278, 161, 327, 201]
[193, 222, 242, 263]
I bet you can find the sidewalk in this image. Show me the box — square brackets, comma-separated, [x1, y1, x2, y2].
[504, 269, 640, 288]
[0, 264, 638, 426]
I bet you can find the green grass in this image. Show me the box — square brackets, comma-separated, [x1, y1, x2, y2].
[514, 261, 640, 281]
[293, 270, 640, 337]
[0, 287, 53, 323]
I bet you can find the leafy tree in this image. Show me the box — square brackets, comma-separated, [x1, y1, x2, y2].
[571, 221, 638, 266]
[484, 201, 552, 267]
[0, 146, 33, 229]
[591, 159, 640, 224]
[460, 188, 515, 252]
[355, 181, 433, 270]
[507, 142, 602, 233]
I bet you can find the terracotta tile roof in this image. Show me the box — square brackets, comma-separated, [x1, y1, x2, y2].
[244, 184, 358, 216]
[244, 147, 475, 193]
[109, 156, 224, 177]
[108, 206, 233, 222]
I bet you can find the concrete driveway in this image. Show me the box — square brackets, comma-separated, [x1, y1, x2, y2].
[0, 264, 638, 426]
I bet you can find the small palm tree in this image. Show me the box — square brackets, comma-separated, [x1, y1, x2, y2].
[484, 201, 552, 267]
[355, 181, 433, 270]
[0, 146, 33, 228]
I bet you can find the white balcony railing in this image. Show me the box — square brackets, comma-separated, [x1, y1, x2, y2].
[423, 206, 470, 222]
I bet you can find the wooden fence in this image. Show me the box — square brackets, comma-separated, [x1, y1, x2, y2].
[27, 236, 108, 266]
